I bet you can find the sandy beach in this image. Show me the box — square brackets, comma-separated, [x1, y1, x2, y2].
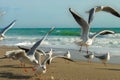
[0, 46, 120, 80]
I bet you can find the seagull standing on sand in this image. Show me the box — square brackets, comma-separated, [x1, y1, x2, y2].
[47, 50, 72, 64]
[84, 52, 94, 63]
[0, 20, 16, 40]
[69, 8, 115, 54]
[34, 49, 74, 79]
[64, 50, 71, 59]
[95, 52, 110, 66]
[86, 6, 120, 24]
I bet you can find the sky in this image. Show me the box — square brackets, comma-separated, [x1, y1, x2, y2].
[0, 0, 120, 28]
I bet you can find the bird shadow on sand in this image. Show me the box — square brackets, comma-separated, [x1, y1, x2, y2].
[0, 64, 32, 68]
[0, 72, 32, 79]
[96, 68, 120, 71]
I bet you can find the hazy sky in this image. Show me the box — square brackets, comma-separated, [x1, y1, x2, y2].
[0, 0, 120, 28]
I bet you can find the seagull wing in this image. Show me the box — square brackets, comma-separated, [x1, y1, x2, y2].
[35, 52, 42, 64]
[14, 50, 27, 59]
[52, 55, 75, 62]
[69, 8, 89, 39]
[90, 30, 115, 39]
[18, 46, 30, 53]
[88, 8, 96, 24]
[102, 6, 120, 17]
[27, 27, 55, 55]
[95, 54, 106, 60]
[0, 20, 16, 36]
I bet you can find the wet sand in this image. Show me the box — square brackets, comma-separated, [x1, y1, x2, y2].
[0, 46, 120, 80]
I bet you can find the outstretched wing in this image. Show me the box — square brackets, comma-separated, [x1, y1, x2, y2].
[0, 20, 16, 36]
[69, 8, 89, 39]
[27, 27, 55, 55]
[102, 6, 120, 17]
[88, 8, 96, 24]
[52, 55, 75, 62]
[18, 46, 30, 52]
[90, 30, 115, 39]
[95, 55, 106, 60]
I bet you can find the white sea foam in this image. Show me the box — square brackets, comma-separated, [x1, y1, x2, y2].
[0, 33, 119, 55]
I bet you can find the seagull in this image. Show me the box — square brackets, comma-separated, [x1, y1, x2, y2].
[86, 6, 120, 24]
[84, 52, 94, 63]
[0, 20, 16, 40]
[3, 27, 54, 72]
[69, 8, 115, 54]
[95, 52, 110, 66]
[19, 26, 54, 72]
[0, 50, 25, 60]
[47, 50, 73, 64]
[33, 49, 53, 79]
[64, 50, 71, 59]
[34, 49, 74, 79]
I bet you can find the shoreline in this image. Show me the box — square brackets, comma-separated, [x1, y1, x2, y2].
[0, 46, 120, 80]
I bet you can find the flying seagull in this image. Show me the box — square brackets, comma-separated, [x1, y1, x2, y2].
[0, 20, 16, 40]
[69, 8, 115, 54]
[34, 49, 74, 79]
[86, 6, 120, 24]
[18, 26, 54, 72]
[1, 27, 54, 72]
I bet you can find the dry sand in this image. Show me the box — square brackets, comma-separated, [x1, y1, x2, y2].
[0, 46, 120, 80]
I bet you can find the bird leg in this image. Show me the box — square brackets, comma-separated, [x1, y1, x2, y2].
[20, 62, 23, 67]
[23, 64, 28, 73]
[88, 59, 90, 63]
[32, 64, 39, 71]
[38, 74, 41, 80]
[86, 46, 89, 54]
[34, 74, 41, 80]
[103, 61, 107, 66]
[79, 46, 82, 52]
[32, 67, 36, 71]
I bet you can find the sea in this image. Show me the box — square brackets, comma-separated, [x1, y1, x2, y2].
[0, 27, 120, 64]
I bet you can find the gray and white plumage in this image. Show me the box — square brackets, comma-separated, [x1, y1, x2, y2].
[69, 8, 115, 53]
[86, 6, 120, 24]
[34, 49, 53, 75]
[18, 46, 46, 56]
[19, 26, 54, 65]
[0, 20, 16, 40]
[5, 27, 54, 66]
[0, 50, 25, 60]
[34, 49, 74, 75]
[95, 52, 110, 65]
[64, 50, 71, 59]
[84, 52, 94, 62]
[47, 50, 73, 65]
